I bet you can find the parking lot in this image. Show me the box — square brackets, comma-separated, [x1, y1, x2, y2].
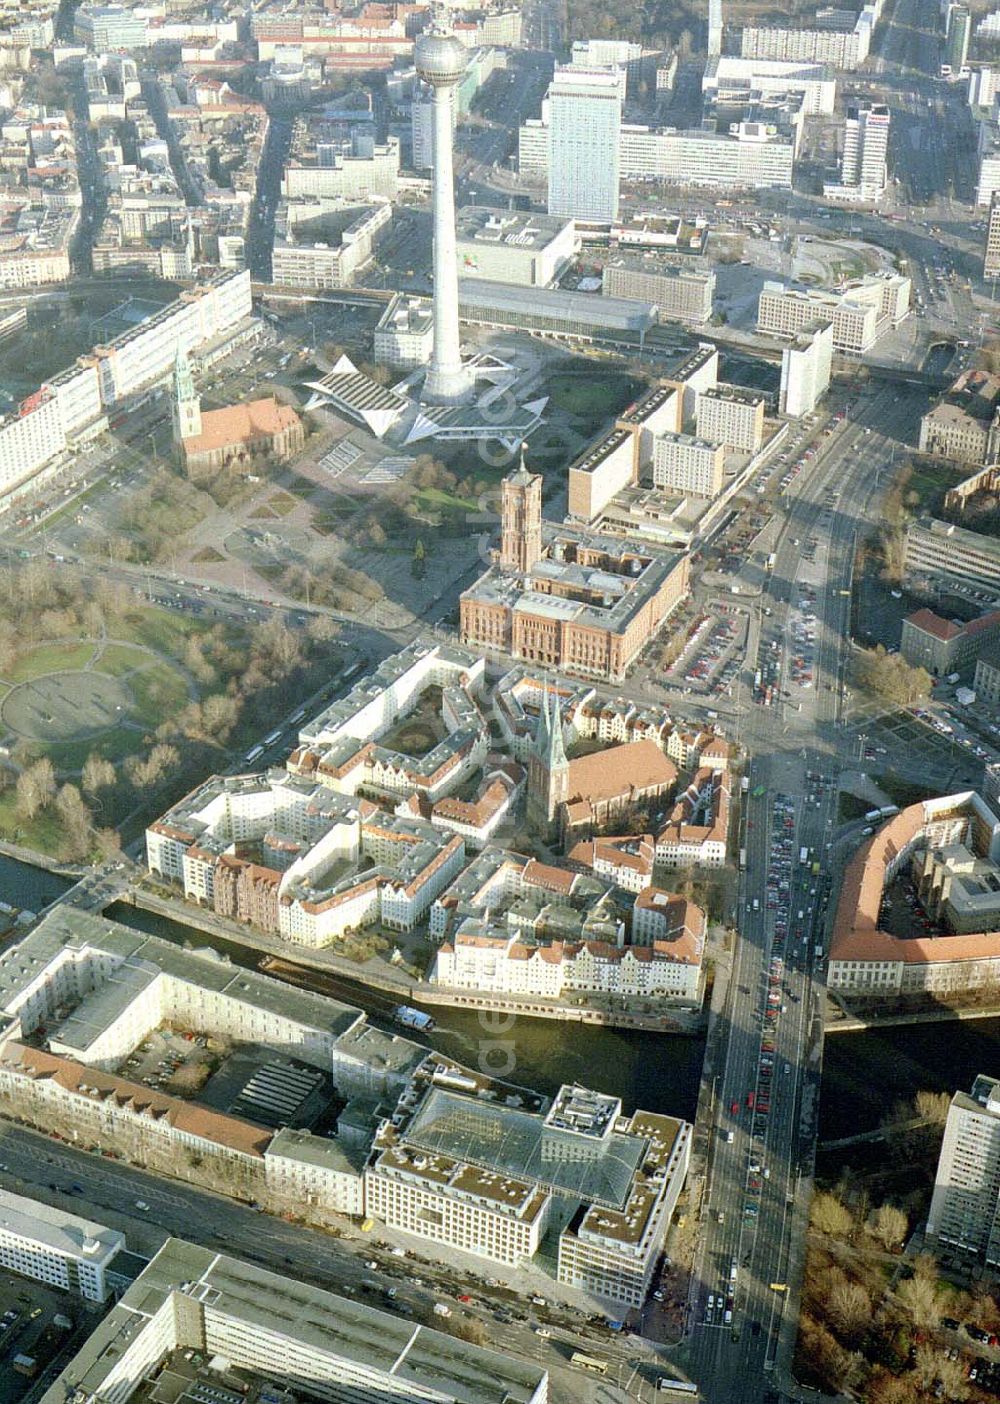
[668, 604, 749, 697]
[0, 1274, 90, 1404]
[117, 1027, 215, 1097]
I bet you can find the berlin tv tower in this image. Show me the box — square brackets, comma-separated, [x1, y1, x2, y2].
[414, 9, 473, 404]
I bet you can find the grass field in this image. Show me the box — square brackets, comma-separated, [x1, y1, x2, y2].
[543, 371, 640, 418]
[128, 661, 190, 726]
[7, 643, 96, 683]
[117, 606, 209, 659]
[95, 643, 156, 677]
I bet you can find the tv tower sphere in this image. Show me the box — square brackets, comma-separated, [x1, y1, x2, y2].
[414, 15, 472, 404]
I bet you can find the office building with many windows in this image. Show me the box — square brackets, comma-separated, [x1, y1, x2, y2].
[0, 1190, 124, 1302]
[39, 1239, 550, 1404]
[547, 66, 623, 223]
[928, 1075, 1000, 1265]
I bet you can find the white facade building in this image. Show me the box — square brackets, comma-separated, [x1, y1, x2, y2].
[695, 385, 766, 452]
[779, 318, 834, 417]
[0, 1190, 124, 1302]
[652, 431, 725, 498]
[547, 66, 623, 223]
[928, 1075, 1000, 1266]
[825, 102, 889, 202]
[37, 1240, 550, 1404]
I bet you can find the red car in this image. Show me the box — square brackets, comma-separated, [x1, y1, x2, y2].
[730, 1100, 739, 1115]
[457, 1294, 473, 1303]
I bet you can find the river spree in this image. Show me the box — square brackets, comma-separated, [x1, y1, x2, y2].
[106, 901, 706, 1121]
[0, 850, 993, 1138]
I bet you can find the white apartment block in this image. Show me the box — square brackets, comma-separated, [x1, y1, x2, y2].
[653, 431, 725, 498]
[695, 385, 766, 452]
[757, 275, 910, 354]
[0, 1189, 124, 1302]
[602, 260, 714, 323]
[928, 1075, 1000, 1266]
[547, 66, 623, 223]
[779, 318, 834, 417]
[740, 10, 875, 68]
[0, 395, 65, 497]
[979, 125, 1000, 206]
[37, 1240, 550, 1404]
[987, 192, 1000, 280]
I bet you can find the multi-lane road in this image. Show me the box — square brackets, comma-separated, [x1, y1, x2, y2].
[676, 383, 931, 1402]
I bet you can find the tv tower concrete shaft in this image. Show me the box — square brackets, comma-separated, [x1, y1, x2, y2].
[414, 20, 471, 404]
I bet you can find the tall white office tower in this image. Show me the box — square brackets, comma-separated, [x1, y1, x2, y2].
[414, 15, 472, 404]
[708, 0, 723, 58]
[547, 65, 623, 224]
[928, 1075, 1000, 1267]
[841, 102, 889, 200]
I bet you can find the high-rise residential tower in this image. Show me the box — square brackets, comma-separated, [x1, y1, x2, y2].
[708, 0, 723, 57]
[840, 102, 889, 201]
[547, 65, 623, 224]
[413, 15, 471, 403]
[928, 1075, 1000, 1266]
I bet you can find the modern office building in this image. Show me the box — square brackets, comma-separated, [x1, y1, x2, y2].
[779, 318, 834, 417]
[457, 279, 657, 349]
[653, 432, 726, 498]
[986, 193, 1000, 279]
[602, 259, 715, 323]
[272, 200, 392, 289]
[0, 1190, 124, 1302]
[695, 385, 766, 452]
[73, 3, 149, 48]
[281, 125, 400, 201]
[905, 517, 1000, 594]
[39, 1239, 550, 1404]
[547, 65, 623, 223]
[702, 55, 837, 115]
[927, 1075, 1000, 1265]
[366, 1074, 691, 1306]
[455, 206, 579, 286]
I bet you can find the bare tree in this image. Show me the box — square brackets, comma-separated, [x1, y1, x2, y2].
[16, 758, 56, 821]
[871, 1204, 908, 1252]
[915, 1090, 951, 1125]
[94, 827, 122, 861]
[810, 1192, 853, 1236]
[827, 1274, 871, 1343]
[897, 1274, 940, 1329]
[56, 784, 93, 861]
[82, 753, 117, 796]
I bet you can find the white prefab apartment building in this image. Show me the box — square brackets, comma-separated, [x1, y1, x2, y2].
[546, 66, 623, 223]
[0, 1189, 124, 1302]
[779, 318, 834, 417]
[928, 1075, 1000, 1266]
[653, 431, 725, 498]
[695, 385, 766, 452]
[38, 1240, 550, 1404]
